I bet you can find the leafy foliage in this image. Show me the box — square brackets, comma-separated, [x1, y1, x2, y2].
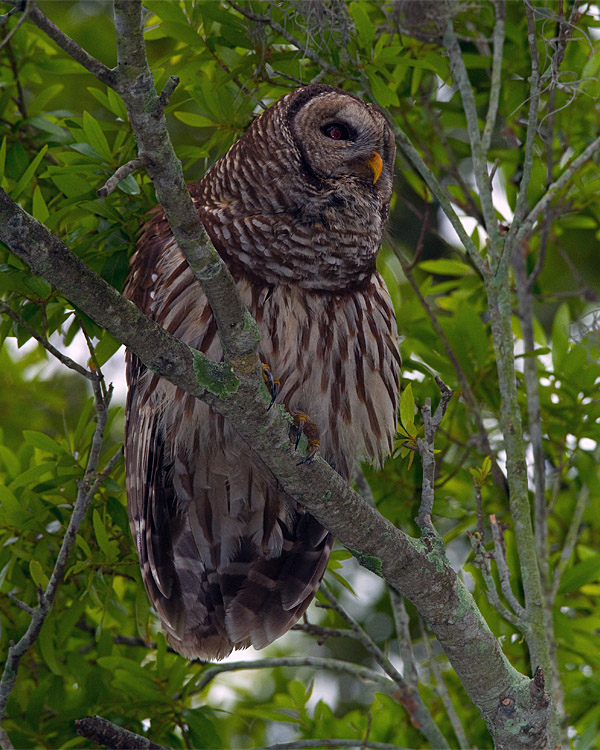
[1, 1, 599, 748]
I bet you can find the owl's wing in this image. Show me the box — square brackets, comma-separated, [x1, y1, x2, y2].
[124, 205, 332, 660]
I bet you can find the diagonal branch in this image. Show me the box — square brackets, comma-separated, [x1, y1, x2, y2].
[27, 4, 116, 86]
[193, 656, 394, 695]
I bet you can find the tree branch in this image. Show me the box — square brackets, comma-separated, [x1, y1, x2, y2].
[513, 243, 548, 593]
[75, 715, 168, 750]
[110, 0, 260, 365]
[0, 301, 94, 378]
[550, 486, 589, 602]
[193, 657, 394, 695]
[481, 0, 506, 156]
[513, 134, 600, 247]
[97, 155, 149, 198]
[442, 16, 503, 252]
[504, 2, 541, 256]
[416, 377, 453, 533]
[27, 4, 116, 86]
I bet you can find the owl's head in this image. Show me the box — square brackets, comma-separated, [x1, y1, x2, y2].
[284, 84, 395, 205]
[197, 85, 397, 289]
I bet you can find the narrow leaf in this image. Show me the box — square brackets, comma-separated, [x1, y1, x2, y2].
[82, 111, 112, 161]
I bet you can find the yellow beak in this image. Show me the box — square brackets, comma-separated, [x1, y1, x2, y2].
[366, 151, 383, 184]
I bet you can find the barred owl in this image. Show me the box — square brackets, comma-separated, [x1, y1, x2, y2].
[125, 84, 401, 660]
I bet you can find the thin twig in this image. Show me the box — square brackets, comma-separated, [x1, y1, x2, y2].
[394, 250, 508, 494]
[319, 585, 412, 697]
[504, 2, 541, 260]
[97, 155, 149, 198]
[0, 301, 94, 379]
[416, 377, 453, 533]
[290, 621, 348, 643]
[389, 590, 419, 688]
[442, 18, 502, 252]
[489, 514, 527, 619]
[481, 0, 506, 156]
[390, 122, 488, 276]
[27, 5, 115, 86]
[550, 486, 589, 602]
[425, 100, 484, 224]
[513, 134, 600, 248]
[468, 531, 524, 630]
[513, 242, 548, 593]
[192, 657, 394, 695]
[6, 594, 34, 616]
[228, 0, 336, 75]
[0, 0, 29, 53]
[158, 75, 179, 107]
[473, 480, 486, 541]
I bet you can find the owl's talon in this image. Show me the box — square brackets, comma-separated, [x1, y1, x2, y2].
[262, 363, 280, 409]
[297, 438, 320, 465]
[291, 412, 320, 463]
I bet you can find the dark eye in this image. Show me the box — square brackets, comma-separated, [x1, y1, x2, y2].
[323, 122, 351, 141]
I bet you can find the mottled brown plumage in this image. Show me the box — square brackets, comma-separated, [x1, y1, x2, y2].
[125, 84, 401, 660]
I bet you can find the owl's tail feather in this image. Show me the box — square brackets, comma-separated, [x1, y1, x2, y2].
[224, 517, 332, 650]
[160, 504, 332, 661]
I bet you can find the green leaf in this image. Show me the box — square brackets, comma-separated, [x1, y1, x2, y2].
[0, 485, 27, 523]
[92, 509, 118, 560]
[30, 559, 49, 589]
[400, 383, 415, 432]
[24, 274, 52, 298]
[135, 583, 151, 644]
[10, 462, 55, 490]
[11, 145, 48, 201]
[418, 259, 473, 276]
[349, 2, 374, 48]
[82, 111, 112, 161]
[551, 303, 570, 372]
[558, 556, 600, 594]
[116, 174, 140, 195]
[50, 173, 94, 198]
[0, 444, 21, 478]
[93, 332, 122, 367]
[23, 430, 64, 455]
[174, 111, 215, 128]
[32, 185, 50, 222]
[39, 620, 65, 675]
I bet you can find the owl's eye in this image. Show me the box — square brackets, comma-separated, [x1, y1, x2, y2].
[323, 123, 351, 141]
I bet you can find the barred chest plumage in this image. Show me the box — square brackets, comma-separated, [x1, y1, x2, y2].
[143, 245, 401, 481]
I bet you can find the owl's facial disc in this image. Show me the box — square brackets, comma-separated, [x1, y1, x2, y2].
[289, 92, 392, 191]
